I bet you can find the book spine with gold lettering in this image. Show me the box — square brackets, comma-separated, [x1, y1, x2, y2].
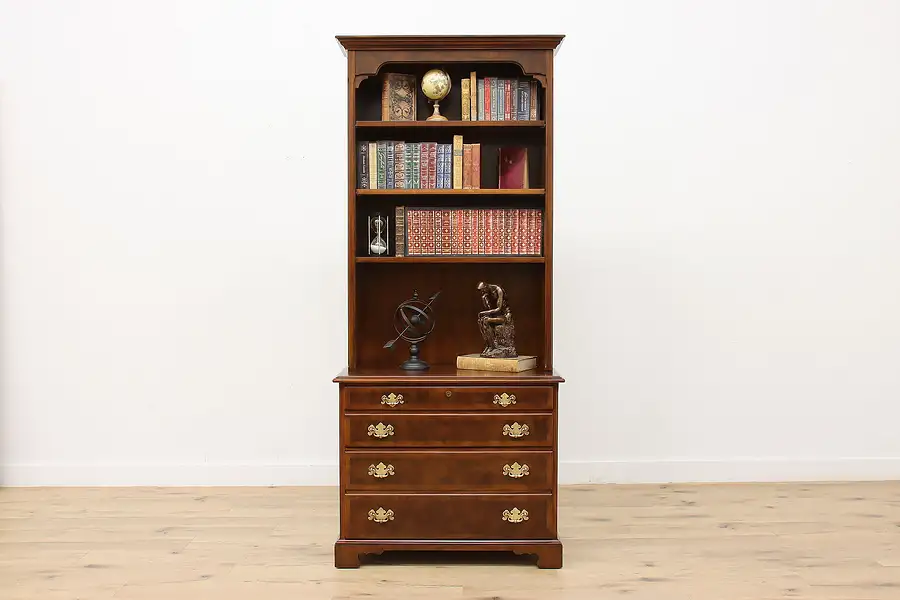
[357, 142, 368, 189]
[462, 144, 473, 189]
[395, 206, 405, 256]
[470, 72, 477, 120]
[477, 78, 485, 121]
[394, 141, 405, 189]
[368, 142, 377, 189]
[471, 143, 481, 189]
[452, 135, 463, 189]
[461, 78, 471, 121]
[427, 142, 437, 189]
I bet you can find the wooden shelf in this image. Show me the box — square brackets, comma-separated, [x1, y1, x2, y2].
[356, 256, 544, 264]
[357, 120, 544, 128]
[358, 189, 544, 196]
[334, 365, 564, 384]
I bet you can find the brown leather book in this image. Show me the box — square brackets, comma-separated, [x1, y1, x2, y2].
[381, 73, 416, 121]
[471, 143, 481, 189]
[463, 144, 473, 189]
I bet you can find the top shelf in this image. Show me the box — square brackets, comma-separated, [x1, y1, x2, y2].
[356, 120, 545, 129]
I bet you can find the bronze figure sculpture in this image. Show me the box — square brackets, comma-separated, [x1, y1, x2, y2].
[477, 282, 517, 358]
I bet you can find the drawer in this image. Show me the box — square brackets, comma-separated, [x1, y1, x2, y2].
[344, 493, 554, 540]
[344, 413, 553, 448]
[344, 386, 553, 412]
[344, 450, 554, 492]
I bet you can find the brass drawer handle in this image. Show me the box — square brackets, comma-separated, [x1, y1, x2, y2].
[502, 422, 530, 438]
[367, 423, 394, 438]
[502, 462, 530, 478]
[367, 507, 394, 523]
[367, 462, 395, 478]
[502, 508, 529, 523]
[381, 393, 404, 407]
[493, 393, 517, 407]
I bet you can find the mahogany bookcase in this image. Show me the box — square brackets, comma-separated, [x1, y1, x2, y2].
[334, 34, 565, 568]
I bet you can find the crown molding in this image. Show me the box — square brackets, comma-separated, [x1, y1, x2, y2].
[336, 35, 565, 52]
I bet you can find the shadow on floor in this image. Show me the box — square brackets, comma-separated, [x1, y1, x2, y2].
[361, 550, 538, 567]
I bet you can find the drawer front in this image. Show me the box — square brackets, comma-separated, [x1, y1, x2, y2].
[344, 413, 553, 448]
[344, 450, 554, 492]
[344, 386, 553, 412]
[344, 493, 554, 540]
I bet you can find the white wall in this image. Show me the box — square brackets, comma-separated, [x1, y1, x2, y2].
[1, 0, 898, 486]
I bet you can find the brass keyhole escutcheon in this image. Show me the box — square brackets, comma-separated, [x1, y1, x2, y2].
[445, 390, 452, 398]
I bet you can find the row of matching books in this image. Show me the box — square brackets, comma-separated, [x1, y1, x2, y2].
[357, 136, 481, 189]
[394, 207, 542, 256]
[460, 73, 542, 121]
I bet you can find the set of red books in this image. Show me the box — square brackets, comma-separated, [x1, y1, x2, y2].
[396, 207, 542, 256]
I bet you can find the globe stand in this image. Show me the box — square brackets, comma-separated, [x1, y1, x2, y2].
[426, 100, 447, 121]
[399, 342, 429, 371]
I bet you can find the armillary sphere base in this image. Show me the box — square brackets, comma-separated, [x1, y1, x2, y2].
[399, 342, 429, 370]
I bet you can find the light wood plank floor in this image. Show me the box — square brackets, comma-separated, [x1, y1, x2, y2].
[1, 482, 899, 599]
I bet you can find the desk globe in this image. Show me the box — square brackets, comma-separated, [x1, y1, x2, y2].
[421, 68, 451, 121]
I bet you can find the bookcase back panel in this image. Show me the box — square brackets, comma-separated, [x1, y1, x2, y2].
[356, 62, 545, 123]
[355, 263, 545, 369]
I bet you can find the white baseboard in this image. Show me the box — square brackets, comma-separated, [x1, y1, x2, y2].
[4, 458, 899, 486]
[1, 463, 339, 487]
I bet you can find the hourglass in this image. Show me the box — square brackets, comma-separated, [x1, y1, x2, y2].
[367, 213, 390, 256]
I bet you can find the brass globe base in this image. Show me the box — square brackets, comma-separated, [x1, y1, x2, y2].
[426, 101, 448, 121]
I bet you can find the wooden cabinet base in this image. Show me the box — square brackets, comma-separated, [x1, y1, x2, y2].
[334, 539, 563, 569]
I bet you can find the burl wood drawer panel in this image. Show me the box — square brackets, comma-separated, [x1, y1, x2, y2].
[344, 386, 553, 412]
[344, 450, 554, 492]
[344, 493, 554, 540]
[344, 413, 554, 448]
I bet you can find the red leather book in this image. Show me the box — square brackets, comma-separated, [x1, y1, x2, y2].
[442, 209, 452, 255]
[408, 209, 421, 255]
[452, 209, 463, 254]
[485, 209, 494, 255]
[427, 142, 437, 189]
[477, 209, 486, 254]
[504, 209, 513, 254]
[424, 209, 435, 254]
[526, 209, 536, 255]
[504, 80, 512, 121]
[498, 147, 529, 189]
